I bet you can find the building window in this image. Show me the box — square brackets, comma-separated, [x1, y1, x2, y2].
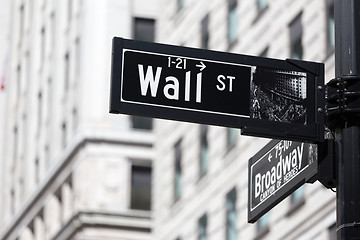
[16, 64, 21, 97]
[257, 212, 270, 235]
[178, 0, 185, 10]
[64, 52, 70, 91]
[200, 125, 209, 176]
[133, 18, 155, 42]
[34, 209, 45, 240]
[289, 13, 303, 60]
[75, 37, 81, 78]
[37, 91, 42, 132]
[19, 177, 24, 199]
[286, 185, 306, 216]
[41, 27, 45, 65]
[51, 12, 56, 50]
[201, 14, 210, 49]
[55, 188, 63, 224]
[198, 214, 208, 240]
[227, 128, 238, 149]
[260, 47, 268, 57]
[257, 0, 269, 13]
[130, 18, 154, 131]
[19, 4, 24, 46]
[21, 113, 27, 162]
[130, 165, 152, 210]
[227, 0, 238, 45]
[62, 121, 67, 148]
[291, 185, 305, 205]
[67, 0, 72, 24]
[174, 140, 182, 201]
[25, 51, 30, 92]
[46, 79, 53, 159]
[65, 176, 74, 218]
[28, 220, 34, 236]
[11, 188, 15, 213]
[72, 107, 78, 133]
[226, 188, 237, 240]
[45, 144, 50, 169]
[13, 126, 18, 167]
[131, 116, 153, 130]
[326, 0, 335, 54]
[35, 157, 40, 183]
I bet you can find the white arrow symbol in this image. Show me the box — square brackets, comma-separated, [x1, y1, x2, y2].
[196, 61, 206, 71]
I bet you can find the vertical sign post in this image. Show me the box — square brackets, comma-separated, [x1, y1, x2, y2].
[331, 0, 360, 238]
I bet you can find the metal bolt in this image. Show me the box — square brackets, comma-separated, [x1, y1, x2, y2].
[318, 85, 323, 91]
[318, 108, 324, 113]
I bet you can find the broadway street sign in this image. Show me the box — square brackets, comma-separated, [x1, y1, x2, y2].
[248, 139, 318, 223]
[110, 38, 325, 142]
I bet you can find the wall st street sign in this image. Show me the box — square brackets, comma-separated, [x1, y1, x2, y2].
[110, 38, 325, 142]
[248, 139, 318, 223]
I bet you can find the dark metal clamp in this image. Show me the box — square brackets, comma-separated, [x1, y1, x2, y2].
[326, 74, 360, 130]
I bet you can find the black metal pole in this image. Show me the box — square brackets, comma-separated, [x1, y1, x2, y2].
[335, 0, 360, 239]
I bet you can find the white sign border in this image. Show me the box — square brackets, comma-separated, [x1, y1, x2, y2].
[250, 140, 310, 212]
[120, 49, 255, 118]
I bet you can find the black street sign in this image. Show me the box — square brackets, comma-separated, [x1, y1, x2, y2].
[110, 37, 325, 142]
[248, 139, 318, 223]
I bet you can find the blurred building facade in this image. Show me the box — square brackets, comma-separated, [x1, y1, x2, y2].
[0, 0, 12, 227]
[1, 0, 339, 240]
[0, 0, 159, 239]
[153, 0, 336, 240]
